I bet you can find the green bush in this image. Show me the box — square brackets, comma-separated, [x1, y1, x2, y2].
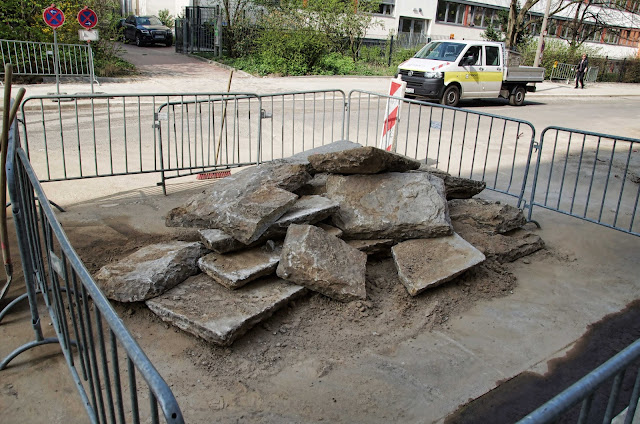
[157, 9, 174, 28]
[255, 28, 328, 75]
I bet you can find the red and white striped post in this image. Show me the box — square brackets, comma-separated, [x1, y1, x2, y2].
[379, 78, 407, 152]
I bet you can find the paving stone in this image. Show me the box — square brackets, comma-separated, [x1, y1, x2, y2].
[308, 146, 421, 174]
[146, 274, 306, 346]
[94, 241, 208, 302]
[276, 224, 367, 302]
[453, 222, 545, 263]
[198, 244, 282, 289]
[448, 198, 527, 234]
[326, 172, 452, 240]
[392, 234, 486, 296]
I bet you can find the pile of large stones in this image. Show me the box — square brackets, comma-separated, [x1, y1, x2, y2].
[95, 141, 544, 346]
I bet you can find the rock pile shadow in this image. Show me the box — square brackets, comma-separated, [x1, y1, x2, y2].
[94, 141, 545, 346]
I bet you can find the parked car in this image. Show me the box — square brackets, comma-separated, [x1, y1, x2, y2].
[123, 15, 173, 47]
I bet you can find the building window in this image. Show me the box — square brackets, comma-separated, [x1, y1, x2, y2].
[376, 0, 395, 16]
[436, 1, 465, 24]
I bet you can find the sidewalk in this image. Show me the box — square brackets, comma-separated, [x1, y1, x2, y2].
[3, 71, 640, 100]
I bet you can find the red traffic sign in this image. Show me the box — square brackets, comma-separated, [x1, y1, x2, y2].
[43, 5, 65, 29]
[77, 7, 97, 30]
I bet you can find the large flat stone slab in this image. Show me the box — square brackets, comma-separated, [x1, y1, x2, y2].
[308, 146, 421, 174]
[165, 160, 310, 240]
[94, 241, 208, 302]
[262, 195, 339, 239]
[417, 167, 486, 200]
[453, 222, 545, 263]
[448, 198, 526, 234]
[392, 233, 486, 296]
[198, 244, 282, 289]
[146, 274, 307, 346]
[276, 224, 367, 302]
[326, 172, 452, 240]
[199, 229, 246, 253]
[168, 184, 298, 244]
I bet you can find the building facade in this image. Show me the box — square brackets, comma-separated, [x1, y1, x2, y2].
[121, 0, 640, 58]
[367, 0, 640, 58]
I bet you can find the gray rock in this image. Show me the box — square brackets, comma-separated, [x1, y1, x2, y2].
[448, 198, 527, 234]
[165, 160, 310, 235]
[146, 274, 306, 346]
[198, 229, 246, 253]
[295, 173, 328, 196]
[453, 221, 545, 263]
[346, 239, 395, 257]
[285, 140, 363, 166]
[276, 224, 367, 302]
[415, 166, 486, 200]
[317, 223, 343, 238]
[168, 184, 298, 244]
[263, 195, 339, 238]
[392, 234, 486, 296]
[198, 244, 282, 289]
[94, 241, 208, 302]
[326, 172, 452, 240]
[308, 146, 421, 174]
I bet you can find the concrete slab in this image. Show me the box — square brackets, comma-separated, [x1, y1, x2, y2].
[146, 274, 307, 346]
[392, 234, 486, 296]
[198, 244, 281, 289]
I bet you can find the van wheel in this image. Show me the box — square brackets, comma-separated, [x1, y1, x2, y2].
[509, 86, 526, 106]
[441, 85, 460, 107]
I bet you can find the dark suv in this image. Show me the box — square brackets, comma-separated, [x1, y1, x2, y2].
[123, 15, 173, 47]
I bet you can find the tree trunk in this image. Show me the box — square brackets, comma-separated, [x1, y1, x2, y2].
[505, 0, 518, 49]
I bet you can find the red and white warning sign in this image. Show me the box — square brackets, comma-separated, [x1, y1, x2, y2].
[379, 78, 407, 152]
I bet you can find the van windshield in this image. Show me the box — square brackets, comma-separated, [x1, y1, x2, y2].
[414, 42, 465, 61]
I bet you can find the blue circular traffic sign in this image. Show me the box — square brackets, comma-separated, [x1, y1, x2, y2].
[43, 5, 65, 29]
[77, 7, 97, 30]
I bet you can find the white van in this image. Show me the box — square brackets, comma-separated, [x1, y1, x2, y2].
[396, 40, 544, 107]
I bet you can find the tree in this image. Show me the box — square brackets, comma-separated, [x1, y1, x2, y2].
[504, 0, 539, 49]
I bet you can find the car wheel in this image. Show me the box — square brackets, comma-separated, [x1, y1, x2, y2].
[135, 34, 144, 47]
[509, 86, 526, 106]
[440, 85, 460, 107]
[165, 40, 172, 47]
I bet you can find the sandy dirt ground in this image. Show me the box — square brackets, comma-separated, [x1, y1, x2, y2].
[1, 172, 639, 424]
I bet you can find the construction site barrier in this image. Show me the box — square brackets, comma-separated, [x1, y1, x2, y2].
[549, 62, 599, 84]
[529, 126, 640, 236]
[346, 89, 537, 205]
[0, 39, 96, 81]
[2, 104, 184, 423]
[4, 89, 640, 422]
[518, 337, 640, 423]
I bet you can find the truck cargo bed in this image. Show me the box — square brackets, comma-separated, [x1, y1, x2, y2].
[504, 66, 545, 83]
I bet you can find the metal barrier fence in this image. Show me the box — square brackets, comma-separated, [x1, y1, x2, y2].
[2, 108, 184, 423]
[346, 90, 537, 204]
[528, 127, 640, 236]
[549, 62, 599, 84]
[0, 39, 95, 79]
[518, 337, 640, 423]
[20, 92, 260, 191]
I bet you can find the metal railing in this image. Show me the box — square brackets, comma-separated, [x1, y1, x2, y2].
[528, 126, 640, 236]
[0, 39, 95, 79]
[258, 90, 347, 162]
[518, 337, 640, 424]
[549, 62, 599, 84]
[2, 107, 184, 423]
[346, 90, 537, 204]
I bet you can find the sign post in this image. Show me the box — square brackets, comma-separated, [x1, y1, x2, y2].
[43, 4, 65, 94]
[77, 7, 98, 93]
[379, 78, 407, 152]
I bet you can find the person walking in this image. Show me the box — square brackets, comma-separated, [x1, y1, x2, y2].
[575, 54, 588, 89]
